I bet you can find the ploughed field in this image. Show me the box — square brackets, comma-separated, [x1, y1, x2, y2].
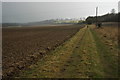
[2, 25, 83, 77]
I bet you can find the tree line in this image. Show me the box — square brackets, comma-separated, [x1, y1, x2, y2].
[85, 12, 120, 24]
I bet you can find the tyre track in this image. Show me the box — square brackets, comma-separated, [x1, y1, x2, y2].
[18, 25, 118, 78]
[57, 27, 102, 78]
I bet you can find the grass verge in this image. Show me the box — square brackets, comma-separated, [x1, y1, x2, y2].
[90, 28, 118, 78]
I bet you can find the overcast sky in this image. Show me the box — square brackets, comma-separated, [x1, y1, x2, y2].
[2, 2, 118, 23]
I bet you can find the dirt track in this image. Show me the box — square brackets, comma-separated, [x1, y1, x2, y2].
[19, 25, 118, 78]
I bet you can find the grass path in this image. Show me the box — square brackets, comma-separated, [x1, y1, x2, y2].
[18, 25, 118, 78]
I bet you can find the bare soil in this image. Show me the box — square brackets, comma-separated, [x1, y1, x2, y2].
[2, 25, 83, 77]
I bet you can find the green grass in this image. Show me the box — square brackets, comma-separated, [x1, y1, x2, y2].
[73, 28, 104, 78]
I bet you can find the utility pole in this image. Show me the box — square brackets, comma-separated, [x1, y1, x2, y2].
[96, 7, 98, 27]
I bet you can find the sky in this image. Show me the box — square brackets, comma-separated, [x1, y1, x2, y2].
[0, 2, 1, 24]
[1, 1, 119, 23]
[1, 0, 119, 2]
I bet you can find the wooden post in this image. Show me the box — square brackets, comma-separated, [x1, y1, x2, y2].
[96, 7, 98, 27]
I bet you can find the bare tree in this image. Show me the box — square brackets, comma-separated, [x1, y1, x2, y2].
[111, 9, 115, 14]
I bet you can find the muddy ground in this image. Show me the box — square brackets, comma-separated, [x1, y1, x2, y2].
[2, 25, 84, 77]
